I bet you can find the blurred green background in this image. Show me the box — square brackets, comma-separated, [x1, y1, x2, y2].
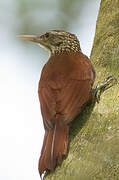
[0, 0, 100, 179]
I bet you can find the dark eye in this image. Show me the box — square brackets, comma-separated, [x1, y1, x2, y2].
[45, 33, 49, 38]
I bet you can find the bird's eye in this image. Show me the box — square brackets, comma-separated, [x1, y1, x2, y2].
[45, 33, 49, 38]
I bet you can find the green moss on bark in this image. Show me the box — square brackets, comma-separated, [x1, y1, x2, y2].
[91, 0, 119, 79]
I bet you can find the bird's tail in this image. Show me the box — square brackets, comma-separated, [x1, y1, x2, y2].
[38, 117, 69, 176]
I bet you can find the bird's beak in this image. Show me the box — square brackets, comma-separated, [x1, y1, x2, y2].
[16, 35, 42, 43]
[17, 34, 50, 51]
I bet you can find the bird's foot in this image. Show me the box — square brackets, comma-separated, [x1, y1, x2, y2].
[91, 75, 117, 103]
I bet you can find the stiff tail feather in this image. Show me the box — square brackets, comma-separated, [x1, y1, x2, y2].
[38, 118, 69, 176]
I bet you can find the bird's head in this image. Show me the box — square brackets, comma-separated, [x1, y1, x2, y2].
[17, 30, 81, 55]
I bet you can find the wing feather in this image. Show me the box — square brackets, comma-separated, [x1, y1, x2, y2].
[38, 85, 56, 130]
[39, 79, 92, 129]
[58, 79, 92, 124]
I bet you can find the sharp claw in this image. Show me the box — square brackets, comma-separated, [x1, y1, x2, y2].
[95, 88, 100, 103]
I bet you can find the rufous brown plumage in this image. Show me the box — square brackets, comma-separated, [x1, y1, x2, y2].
[17, 30, 95, 176]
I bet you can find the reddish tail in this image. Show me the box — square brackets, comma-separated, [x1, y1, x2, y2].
[38, 118, 69, 176]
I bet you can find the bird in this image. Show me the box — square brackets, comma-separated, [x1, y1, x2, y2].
[17, 30, 96, 176]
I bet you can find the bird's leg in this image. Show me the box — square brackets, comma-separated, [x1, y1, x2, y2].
[90, 75, 118, 103]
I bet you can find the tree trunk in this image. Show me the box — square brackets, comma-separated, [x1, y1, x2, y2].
[44, 0, 119, 179]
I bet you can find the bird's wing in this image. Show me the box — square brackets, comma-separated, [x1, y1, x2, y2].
[57, 79, 92, 124]
[38, 78, 93, 130]
[38, 84, 56, 130]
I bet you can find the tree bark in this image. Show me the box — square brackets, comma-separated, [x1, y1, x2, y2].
[44, 0, 119, 179]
